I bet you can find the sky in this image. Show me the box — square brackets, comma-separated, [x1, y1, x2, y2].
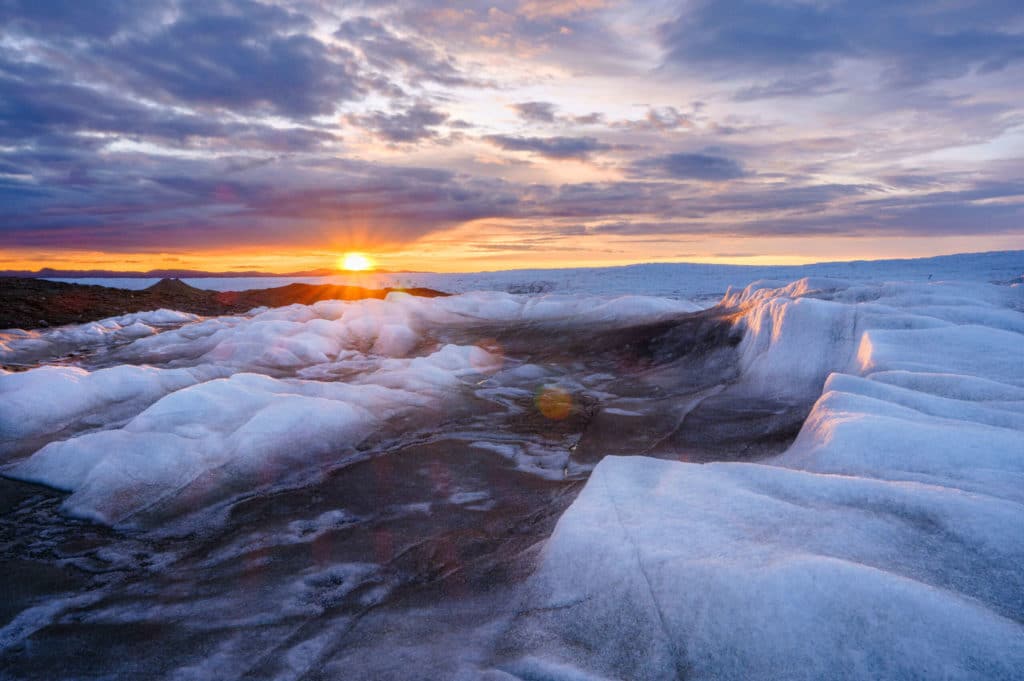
[1, 0, 1023, 273]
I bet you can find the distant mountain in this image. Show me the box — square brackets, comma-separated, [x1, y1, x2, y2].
[0, 267, 420, 278]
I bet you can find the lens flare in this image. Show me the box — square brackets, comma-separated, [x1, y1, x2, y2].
[536, 385, 573, 420]
[340, 252, 373, 271]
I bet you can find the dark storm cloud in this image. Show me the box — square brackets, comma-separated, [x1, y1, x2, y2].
[347, 102, 449, 143]
[513, 101, 559, 123]
[484, 135, 613, 159]
[632, 153, 748, 181]
[660, 0, 1024, 90]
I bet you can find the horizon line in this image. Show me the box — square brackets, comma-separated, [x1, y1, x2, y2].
[2, 248, 1021, 279]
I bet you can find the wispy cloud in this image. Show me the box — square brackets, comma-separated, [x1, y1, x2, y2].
[483, 135, 613, 159]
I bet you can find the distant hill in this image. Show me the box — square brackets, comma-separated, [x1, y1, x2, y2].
[0, 267, 423, 278]
[0, 277, 447, 330]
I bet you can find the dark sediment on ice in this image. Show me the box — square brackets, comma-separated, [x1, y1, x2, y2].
[0, 277, 448, 331]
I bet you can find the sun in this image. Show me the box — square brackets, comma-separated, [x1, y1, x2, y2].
[339, 252, 374, 272]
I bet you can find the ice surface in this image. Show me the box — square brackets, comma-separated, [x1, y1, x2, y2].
[0, 308, 198, 366]
[0, 291, 692, 525]
[502, 276, 1024, 680]
[4, 255, 1024, 679]
[0, 363, 229, 446]
[507, 457, 1024, 681]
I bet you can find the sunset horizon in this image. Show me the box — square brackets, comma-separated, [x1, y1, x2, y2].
[2, 1, 1023, 273]
[4, 243, 1023, 276]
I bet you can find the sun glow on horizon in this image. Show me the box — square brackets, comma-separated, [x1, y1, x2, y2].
[339, 252, 374, 271]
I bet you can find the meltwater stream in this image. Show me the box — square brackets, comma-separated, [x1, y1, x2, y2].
[0, 292, 812, 680]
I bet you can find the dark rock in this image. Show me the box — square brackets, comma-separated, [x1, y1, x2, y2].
[0, 277, 449, 331]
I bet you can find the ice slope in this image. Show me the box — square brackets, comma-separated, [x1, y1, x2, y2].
[0, 291, 696, 525]
[501, 278, 1024, 680]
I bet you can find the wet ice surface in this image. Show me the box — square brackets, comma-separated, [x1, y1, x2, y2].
[2, 263, 1023, 680]
[0, 291, 782, 680]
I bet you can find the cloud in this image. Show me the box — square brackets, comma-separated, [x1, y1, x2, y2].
[526, 181, 681, 218]
[631, 153, 748, 181]
[334, 16, 483, 88]
[347, 102, 449, 143]
[701, 183, 875, 214]
[2, 1, 369, 122]
[659, 0, 1024, 89]
[578, 179, 1024, 237]
[613, 107, 694, 131]
[512, 101, 559, 122]
[570, 112, 605, 125]
[0, 0, 1020, 260]
[516, 0, 610, 20]
[102, 1, 363, 118]
[0, 157, 523, 251]
[733, 73, 843, 101]
[0, 54, 339, 152]
[0, 0, 159, 38]
[484, 134, 612, 159]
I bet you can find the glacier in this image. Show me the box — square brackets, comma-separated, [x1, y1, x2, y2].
[1, 253, 1022, 680]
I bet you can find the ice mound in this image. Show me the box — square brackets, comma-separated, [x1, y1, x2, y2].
[509, 457, 1024, 681]
[0, 309, 199, 366]
[503, 278, 1024, 680]
[728, 278, 1024, 399]
[0, 291, 690, 525]
[0, 363, 230, 447]
[9, 344, 499, 525]
[110, 292, 697, 371]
